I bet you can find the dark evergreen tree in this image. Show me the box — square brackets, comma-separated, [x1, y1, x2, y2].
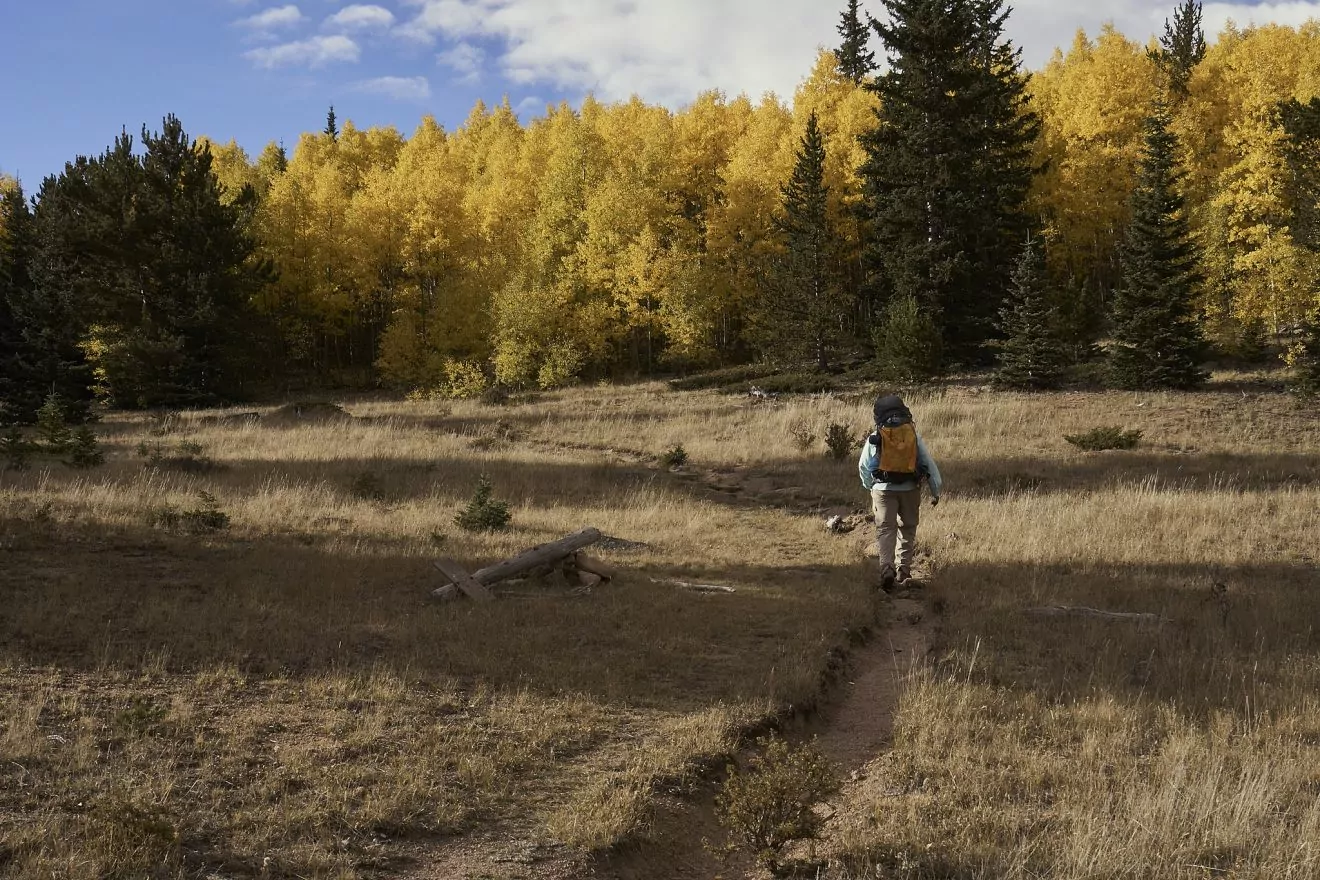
[1149, 1, 1207, 99]
[324, 106, 339, 142]
[0, 184, 33, 424]
[860, 0, 1041, 367]
[837, 0, 877, 85]
[755, 113, 852, 370]
[1108, 104, 1207, 390]
[32, 117, 270, 409]
[3, 180, 93, 423]
[1280, 98, 1320, 394]
[1281, 98, 1320, 252]
[994, 238, 1070, 390]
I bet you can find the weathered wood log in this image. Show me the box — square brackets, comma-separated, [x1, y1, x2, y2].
[651, 578, 736, 594]
[466, 528, 603, 586]
[1026, 605, 1171, 624]
[432, 559, 495, 602]
[574, 552, 617, 581]
[432, 583, 461, 602]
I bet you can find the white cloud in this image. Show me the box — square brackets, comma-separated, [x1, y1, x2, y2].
[351, 75, 433, 100]
[236, 4, 306, 31]
[514, 95, 545, 117]
[396, 0, 488, 43]
[394, 0, 1320, 104]
[245, 34, 361, 68]
[1202, 2, 1320, 36]
[326, 4, 396, 32]
[438, 41, 485, 83]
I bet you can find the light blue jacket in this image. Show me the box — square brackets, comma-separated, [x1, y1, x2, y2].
[858, 432, 942, 497]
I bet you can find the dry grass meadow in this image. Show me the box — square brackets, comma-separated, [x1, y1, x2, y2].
[1, 376, 1318, 878]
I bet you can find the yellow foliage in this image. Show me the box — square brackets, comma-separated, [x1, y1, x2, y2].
[1030, 27, 1161, 284]
[225, 20, 1320, 378]
[442, 358, 488, 399]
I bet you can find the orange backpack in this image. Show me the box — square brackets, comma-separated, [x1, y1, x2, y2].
[875, 422, 919, 481]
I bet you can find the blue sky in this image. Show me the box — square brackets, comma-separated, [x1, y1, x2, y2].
[2, 0, 1317, 190]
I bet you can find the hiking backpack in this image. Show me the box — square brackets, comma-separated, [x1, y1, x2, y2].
[870, 395, 919, 482]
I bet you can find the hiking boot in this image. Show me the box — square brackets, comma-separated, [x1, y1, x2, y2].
[879, 566, 897, 593]
[896, 567, 912, 584]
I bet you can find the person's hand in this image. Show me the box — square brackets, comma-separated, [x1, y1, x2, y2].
[931, 496, 940, 507]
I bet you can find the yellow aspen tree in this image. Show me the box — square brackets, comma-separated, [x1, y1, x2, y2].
[661, 91, 747, 364]
[1199, 25, 1320, 337]
[493, 102, 609, 387]
[578, 97, 677, 373]
[195, 137, 259, 204]
[704, 95, 795, 363]
[1029, 27, 1161, 290]
[788, 49, 880, 332]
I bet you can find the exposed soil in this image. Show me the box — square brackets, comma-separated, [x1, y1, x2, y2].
[402, 446, 937, 880]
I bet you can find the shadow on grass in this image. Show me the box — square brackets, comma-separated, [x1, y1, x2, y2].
[929, 556, 1320, 718]
[0, 512, 872, 715]
[947, 451, 1320, 499]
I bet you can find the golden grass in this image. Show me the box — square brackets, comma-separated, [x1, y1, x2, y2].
[3, 377, 1317, 877]
[0, 384, 874, 877]
[828, 381, 1320, 879]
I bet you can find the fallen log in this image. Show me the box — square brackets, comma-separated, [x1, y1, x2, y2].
[432, 559, 495, 602]
[651, 578, 736, 594]
[431, 528, 605, 600]
[574, 552, 617, 581]
[576, 570, 604, 588]
[469, 528, 603, 585]
[1026, 605, 1171, 624]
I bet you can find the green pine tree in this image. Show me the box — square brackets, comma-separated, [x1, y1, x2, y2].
[8, 179, 93, 424]
[33, 116, 271, 409]
[1280, 98, 1320, 394]
[1108, 103, 1207, 390]
[1148, 1, 1207, 99]
[0, 184, 31, 424]
[860, 0, 1042, 367]
[754, 112, 853, 371]
[873, 293, 943, 380]
[36, 392, 73, 451]
[837, 0, 877, 85]
[324, 106, 339, 142]
[994, 239, 1070, 390]
[65, 425, 104, 468]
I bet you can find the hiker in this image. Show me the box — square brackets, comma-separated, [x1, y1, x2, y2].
[858, 394, 942, 590]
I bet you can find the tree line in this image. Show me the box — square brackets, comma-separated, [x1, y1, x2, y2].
[3, 0, 1320, 421]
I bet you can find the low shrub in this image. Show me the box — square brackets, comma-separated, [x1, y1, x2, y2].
[150, 491, 230, 534]
[444, 359, 489, 400]
[454, 476, 512, 531]
[1065, 426, 1143, 451]
[715, 736, 841, 874]
[660, 445, 689, 468]
[824, 423, 856, 460]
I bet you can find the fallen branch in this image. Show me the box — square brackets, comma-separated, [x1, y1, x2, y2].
[651, 578, 736, 594]
[1026, 605, 1171, 624]
[574, 552, 617, 581]
[432, 559, 495, 603]
[431, 527, 605, 600]
[469, 527, 603, 585]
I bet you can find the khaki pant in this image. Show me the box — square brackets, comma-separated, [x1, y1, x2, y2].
[872, 486, 920, 573]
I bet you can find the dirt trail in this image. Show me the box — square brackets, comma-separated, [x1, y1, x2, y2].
[403, 444, 935, 880]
